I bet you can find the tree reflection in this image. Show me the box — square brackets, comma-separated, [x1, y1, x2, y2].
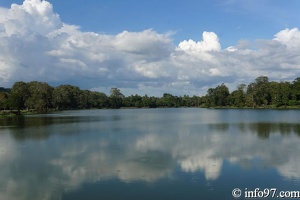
[244, 123, 300, 139]
[208, 122, 300, 138]
[1, 115, 109, 141]
[208, 123, 229, 131]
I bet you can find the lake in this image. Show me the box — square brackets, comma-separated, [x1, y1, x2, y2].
[0, 108, 300, 200]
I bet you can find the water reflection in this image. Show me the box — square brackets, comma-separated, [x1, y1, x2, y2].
[209, 122, 300, 138]
[0, 109, 300, 200]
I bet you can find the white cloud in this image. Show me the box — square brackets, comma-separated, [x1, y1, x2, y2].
[0, 0, 300, 96]
[177, 31, 221, 52]
[4, 0, 61, 36]
[274, 28, 300, 50]
[113, 30, 173, 59]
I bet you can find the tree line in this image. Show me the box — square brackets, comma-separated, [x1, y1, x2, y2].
[0, 81, 202, 112]
[204, 76, 300, 108]
[1, 76, 300, 112]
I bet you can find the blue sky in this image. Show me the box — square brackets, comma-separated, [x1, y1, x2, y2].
[65, 0, 299, 46]
[1, 0, 298, 46]
[0, 0, 300, 96]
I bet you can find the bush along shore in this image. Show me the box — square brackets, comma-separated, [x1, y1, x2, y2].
[0, 109, 44, 117]
[1, 76, 300, 115]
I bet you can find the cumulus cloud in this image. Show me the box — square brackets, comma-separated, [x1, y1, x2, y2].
[274, 28, 300, 48]
[177, 31, 221, 53]
[0, 0, 300, 95]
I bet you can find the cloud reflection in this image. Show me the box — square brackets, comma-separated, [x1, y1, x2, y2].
[0, 110, 300, 199]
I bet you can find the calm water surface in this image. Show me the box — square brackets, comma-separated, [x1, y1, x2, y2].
[0, 108, 300, 200]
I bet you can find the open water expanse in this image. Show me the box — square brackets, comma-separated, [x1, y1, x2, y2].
[0, 108, 300, 200]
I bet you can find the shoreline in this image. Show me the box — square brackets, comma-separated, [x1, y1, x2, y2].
[2, 106, 300, 117]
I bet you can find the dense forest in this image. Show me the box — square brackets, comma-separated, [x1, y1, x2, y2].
[205, 76, 300, 108]
[0, 81, 202, 112]
[0, 76, 300, 113]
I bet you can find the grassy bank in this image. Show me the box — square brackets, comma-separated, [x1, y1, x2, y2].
[0, 109, 40, 117]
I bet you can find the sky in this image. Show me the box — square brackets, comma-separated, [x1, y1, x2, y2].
[0, 0, 299, 96]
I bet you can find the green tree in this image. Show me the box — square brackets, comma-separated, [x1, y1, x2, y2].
[181, 95, 192, 107]
[291, 77, 300, 105]
[0, 92, 9, 110]
[109, 87, 124, 108]
[191, 95, 201, 107]
[94, 92, 109, 108]
[228, 84, 246, 107]
[8, 81, 29, 110]
[269, 81, 292, 107]
[124, 94, 143, 108]
[25, 81, 53, 111]
[246, 76, 271, 107]
[269, 81, 280, 106]
[159, 93, 178, 107]
[277, 82, 291, 107]
[142, 95, 157, 108]
[53, 85, 81, 109]
[245, 82, 256, 107]
[78, 90, 93, 109]
[205, 83, 229, 107]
